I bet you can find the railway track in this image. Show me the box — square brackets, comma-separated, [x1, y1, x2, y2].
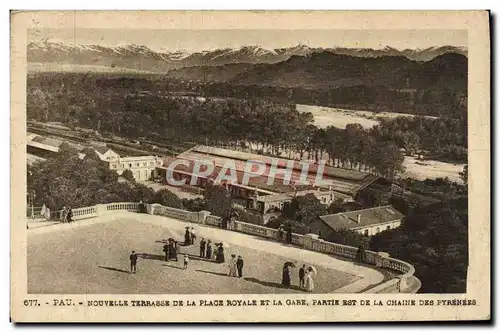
[27, 122, 196, 157]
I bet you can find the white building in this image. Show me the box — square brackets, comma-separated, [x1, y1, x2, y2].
[311, 205, 404, 238]
[109, 155, 163, 181]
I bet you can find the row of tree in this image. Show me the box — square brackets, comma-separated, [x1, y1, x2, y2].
[27, 73, 467, 169]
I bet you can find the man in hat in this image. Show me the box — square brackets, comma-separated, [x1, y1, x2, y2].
[299, 264, 306, 288]
[129, 251, 138, 274]
[236, 255, 244, 278]
[199, 238, 206, 258]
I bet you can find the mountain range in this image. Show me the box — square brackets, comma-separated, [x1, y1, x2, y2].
[169, 52, 467, 92]
[28, 39, 467, 73]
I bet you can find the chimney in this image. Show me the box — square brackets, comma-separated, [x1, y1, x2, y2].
[357, 214, 361, 224]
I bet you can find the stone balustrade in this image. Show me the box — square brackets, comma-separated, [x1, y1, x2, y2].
[38, 201, 419, 293]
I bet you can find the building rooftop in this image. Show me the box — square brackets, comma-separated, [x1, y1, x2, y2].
[121, 155, 158, 161]
[319, 205, 404, 231]
[256, 193, 293, 203]
[192, 145, 371, 182]
[171, 146, 380, 196]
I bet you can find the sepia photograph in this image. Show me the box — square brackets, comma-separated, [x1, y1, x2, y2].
[10, 10, 490, 322]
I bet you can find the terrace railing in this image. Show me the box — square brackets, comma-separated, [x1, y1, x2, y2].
[32, 201, 420, 293]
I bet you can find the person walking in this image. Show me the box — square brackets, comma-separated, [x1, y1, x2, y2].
[199, 238, 206, 258]
[236, 255, 244, 278]
[129, 251, 138, 274]
[299, 264, 306, 288]
[206, 240, 212, 260]
[183, 254, 189, 269]
[228, 254, 238, 277]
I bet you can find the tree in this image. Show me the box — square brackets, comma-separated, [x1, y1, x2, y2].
[283, 193, 327, 225]
[402, 131, 421, 156]
[203, 184, 232, 217]
[370, 198, 468, 293]
[152, 189, 183, 208]
[27, 147, 165, 213]
[327, 229, 370, 249]
[121, 169, 136, 183]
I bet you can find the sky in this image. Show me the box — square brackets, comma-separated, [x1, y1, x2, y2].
[29, 28, 467, 53]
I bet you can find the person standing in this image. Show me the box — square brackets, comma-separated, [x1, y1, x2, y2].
[61, 207, 67, 223]
[299, 264, 306, 288]
[67, 207, 73, 223]
[281, 263, 291, 288]
[278, 224, 284, 242]
[229, 215, 236, 231]
[216, 244, 225, 263]
[190, 227, 197, 245]
[163, 243, 170, 262]
[286, 223, 293, 244]
[305, 267, 315, 292]
[129, 251, 138, 274]
[356, 245, 366, 262]
[184, 228, 191, 246]
[236, 255, 244, 278]
[183, 254, 189, 269]
[172, 241, 179, 261]
[199, 238, 206, 258]
[206, 240, 212, 260]
[228, 254, 237, 277]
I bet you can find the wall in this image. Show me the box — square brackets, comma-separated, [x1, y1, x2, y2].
[353, 220, 402, 236]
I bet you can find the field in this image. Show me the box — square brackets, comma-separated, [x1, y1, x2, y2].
[402, 156, 465, 183]
[28, 217, 360, 294]
[296, 104, 438, 129]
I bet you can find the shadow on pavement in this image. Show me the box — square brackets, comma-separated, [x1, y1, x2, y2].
[98, 266, 130, 274]
[196, 269, 230, 277]
[163, 264, 185, 270]
[182, 254, 215, 262]
[244, 277, 308, 292]
[139, 253, 166, 261]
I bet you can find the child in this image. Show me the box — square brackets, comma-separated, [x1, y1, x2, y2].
[183, 254, 189, 269]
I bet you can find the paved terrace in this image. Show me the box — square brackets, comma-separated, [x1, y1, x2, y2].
[28, 212, 391, 294]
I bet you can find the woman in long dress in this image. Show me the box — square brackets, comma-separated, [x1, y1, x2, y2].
[216, 244, 225, 263]
[281, 264, 291, 288]
[228, 254, 238, 276]
[206, 240, 212, 260]
[184, 228, 191, 246]
[305, 267, 315, 292]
